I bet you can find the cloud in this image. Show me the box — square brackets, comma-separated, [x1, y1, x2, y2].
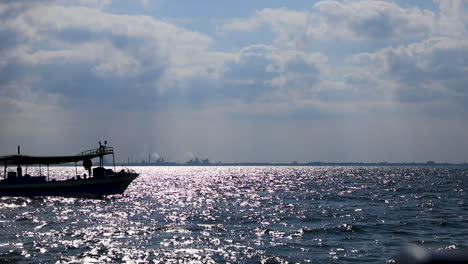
[0, 1, 332, 118]
[0, 2, 226, 110]
[311, 0, 436, 40]
[224, 17, 260, 32]
[220, 44, 328, 104]
[350, 37, 468, 104]
[435, 0, 468, 36]
[224, 0, 436, 47]
[224, 8, 309, 48]
[2, 0, 466, 116]
[225, 8, 307, 32]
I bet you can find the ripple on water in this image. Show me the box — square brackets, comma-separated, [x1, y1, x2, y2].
[0, 166, 467, 263]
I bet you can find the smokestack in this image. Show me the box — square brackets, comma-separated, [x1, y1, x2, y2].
[17, 145, 20, 155]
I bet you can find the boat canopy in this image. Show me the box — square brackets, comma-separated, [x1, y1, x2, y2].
[0, 147, 113, 166]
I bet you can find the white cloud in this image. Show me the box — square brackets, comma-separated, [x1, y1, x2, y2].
[219, 0, 468, 108]
[225, 0, 437, 46]
[350, 37, 468, 104]
[225, 8, 309, 48]
[73, 0, 113, 8]
[435, 0, 468, 36]
[2, 0, 466, 112]
[314, 0, 435, 39]
[0, 2, 332, 115]
[224, 17, 260, 32]
[225, 45, 328, 97]
[225, 8, 307, 32]
[0, 3, 225, 94]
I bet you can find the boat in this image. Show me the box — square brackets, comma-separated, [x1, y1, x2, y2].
[0, 142, 139, 197]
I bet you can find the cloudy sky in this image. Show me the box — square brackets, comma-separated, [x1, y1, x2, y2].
[1, 0, 468, 163]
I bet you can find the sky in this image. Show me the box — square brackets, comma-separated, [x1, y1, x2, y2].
[1, 0, 468, 163]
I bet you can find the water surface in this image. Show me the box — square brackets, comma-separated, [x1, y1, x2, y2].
[0, 166, 467, 263]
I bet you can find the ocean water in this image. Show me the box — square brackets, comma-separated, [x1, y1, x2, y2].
[0, 166, 467, 263]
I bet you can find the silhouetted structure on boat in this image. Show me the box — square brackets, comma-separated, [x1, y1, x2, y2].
[0, 142, 138, 197]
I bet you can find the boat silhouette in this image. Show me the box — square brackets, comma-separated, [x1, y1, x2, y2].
[0, 142, 138, 197]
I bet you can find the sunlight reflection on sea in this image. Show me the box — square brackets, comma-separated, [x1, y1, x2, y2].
[0, 166, 467, 263]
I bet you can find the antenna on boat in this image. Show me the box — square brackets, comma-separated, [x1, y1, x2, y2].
[98, 141, 102, 167]
[17, 146, 22, 177]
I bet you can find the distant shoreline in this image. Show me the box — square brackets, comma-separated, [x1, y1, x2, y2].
[112, 162, 468, 167]
[39, 161, 468, 167]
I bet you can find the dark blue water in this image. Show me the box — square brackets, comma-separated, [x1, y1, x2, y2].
[0, 166, 467, 263]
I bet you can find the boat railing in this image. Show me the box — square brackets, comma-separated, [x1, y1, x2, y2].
[77, 146, 114, 157]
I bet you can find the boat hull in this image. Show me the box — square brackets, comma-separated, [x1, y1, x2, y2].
[0, 173, 138, 197]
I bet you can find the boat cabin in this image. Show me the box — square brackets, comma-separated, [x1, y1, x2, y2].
[0, 142, 116, 183]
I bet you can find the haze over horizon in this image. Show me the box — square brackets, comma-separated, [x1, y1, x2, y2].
[1, 0, 468, 163]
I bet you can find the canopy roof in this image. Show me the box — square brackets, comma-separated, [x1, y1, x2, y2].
[0, 147, 113, 166]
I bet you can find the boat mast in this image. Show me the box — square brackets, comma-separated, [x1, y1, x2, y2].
[98, 141, 101, 166]
[17, 145, 22, 177]
[112, 152, 115, 171]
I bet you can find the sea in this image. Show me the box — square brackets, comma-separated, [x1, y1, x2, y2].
[0, 166, 467, 263]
